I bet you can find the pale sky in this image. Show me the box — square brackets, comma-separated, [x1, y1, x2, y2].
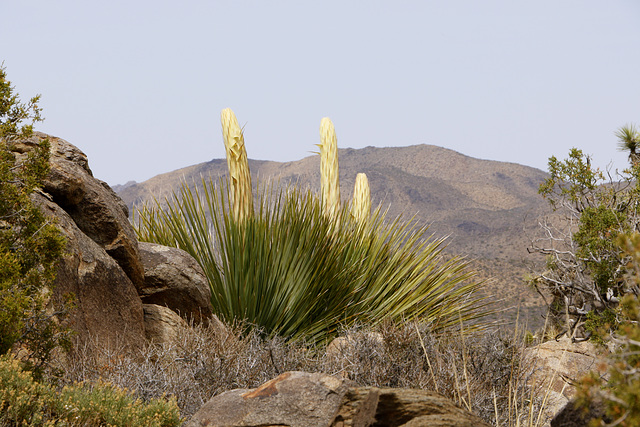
[3, 1, 640, 186]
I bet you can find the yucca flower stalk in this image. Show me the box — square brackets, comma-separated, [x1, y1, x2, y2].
[351, 173, 371, 224]
[221, 108, 253, 222]
[319, 117, 340, 222]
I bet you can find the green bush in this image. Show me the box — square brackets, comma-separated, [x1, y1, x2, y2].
[531, 125, 640, 337]
[0, 354, 182, 426]
[576, 295, 640, 426]
[574, 232, 640, 425]
[0, 63, 69, 377]
[136, 111, 492, 343]
[583, 308, 617, 345]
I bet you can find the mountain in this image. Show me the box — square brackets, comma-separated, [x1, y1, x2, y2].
[117, 144, 551, 329]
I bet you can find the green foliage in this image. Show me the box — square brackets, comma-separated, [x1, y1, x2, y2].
[539, 148, 603, 212]
[0, 65, 42, 142]
[532, 129, 640, 336]
[616, 124, 640, 165]
[135, 179, 491, 343]
[576, 295, 640, 426]
[0, 354, 182, 426]
[572, 233, 640, 424]
[0, 64, 68, 375]
[574, 205, 629, 291]
[583, 308, 618, 345]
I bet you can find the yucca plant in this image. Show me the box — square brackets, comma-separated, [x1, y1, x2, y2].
[134, 112, 492, 343]
[135, 180, 490, 343]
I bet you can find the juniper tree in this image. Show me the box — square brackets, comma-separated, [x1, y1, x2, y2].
[0, 63, 68, 376]
[530, 125, 640, 340]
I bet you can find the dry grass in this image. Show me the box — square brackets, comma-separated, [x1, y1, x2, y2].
[50, 320, 547, 426]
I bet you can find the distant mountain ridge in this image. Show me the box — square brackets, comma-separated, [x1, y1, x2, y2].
[118, 144, 547, 256]
[116, 144, 550, 327]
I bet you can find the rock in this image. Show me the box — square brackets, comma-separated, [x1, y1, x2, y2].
[12, 132, 226, 352]
[362, 387, 489, 427]
[524, 337, 606, 424]
[185, 371, 352, 427]
[138, 242, 213, 324]
[326, 331, 384, 358]
[550, 395, 609, 427]
[185, 371, 490, 427]
[33, 192, 146, 352]
[143, 304, 188, 344]
[36, 132, 144, 289]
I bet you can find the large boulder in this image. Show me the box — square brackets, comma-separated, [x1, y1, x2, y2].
[33, 191, 146, 351]
[550, 396, 609, 427]
[185, 371, 489, 427]
[143, 304, 188, 344]
[38, 133, 144, 289]
[524, 337, 606, 423]
[11, 133, 147, 352]
[332, 386, 492, 427]
[138, 242, 213, 324]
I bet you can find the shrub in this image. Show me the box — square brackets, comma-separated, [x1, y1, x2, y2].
[530, 125, 640, 338]
[575, 294, 640, 426]
[574, 233, 640, 426]
[0, 354, 182, 426]
[0, 63, 69, 377]
[56, 319, 541, 425]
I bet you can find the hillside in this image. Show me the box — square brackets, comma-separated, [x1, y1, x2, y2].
[116, 144, 551, 328]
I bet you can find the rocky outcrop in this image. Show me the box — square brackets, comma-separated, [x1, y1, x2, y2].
[524, 337, 606, 424]
[143, 304, 188, 344]
[185, 371, 489, 427]
[13, 132, 213, 352]
[138, 242, 212, 324]
[41, 134, 145, 290]
[550, 396, 609, 427]
[33, 191, 146, 351]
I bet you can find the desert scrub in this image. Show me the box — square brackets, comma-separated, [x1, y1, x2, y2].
[531, 125, 640, 339]
[323, 322, 541, 426]
[135, 112, 491, 343]
[584, 307, 618, 345]
[575, 294, 640, 426]
[58, 321, 318, 418]
[0, 354, 182, 426]
[55, 319, 541, 425]
[570, 233, 640, 425]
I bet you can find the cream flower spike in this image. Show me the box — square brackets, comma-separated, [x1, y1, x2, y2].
[221, 108, 253, 222]
[319, 117, 340, 222]
[351, 173, 371, 224]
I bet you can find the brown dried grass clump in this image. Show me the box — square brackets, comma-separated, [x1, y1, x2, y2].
[51, 320, 544, 425]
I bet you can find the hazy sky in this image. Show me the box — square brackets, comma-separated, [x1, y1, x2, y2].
[3, 1, 640, 186]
